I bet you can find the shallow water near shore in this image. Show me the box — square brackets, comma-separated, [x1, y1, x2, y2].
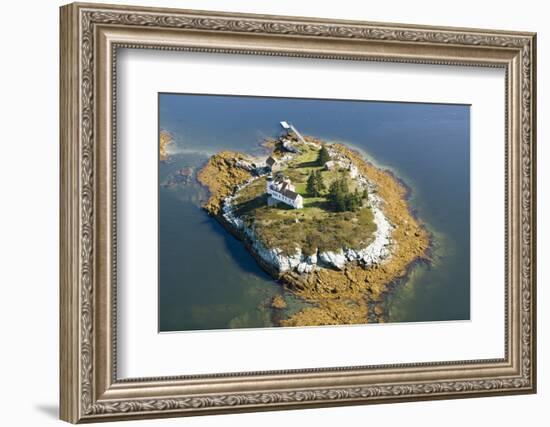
[158, 94, 470, 331]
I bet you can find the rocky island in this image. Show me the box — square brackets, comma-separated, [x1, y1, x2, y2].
[196, 122, 430, 326]
[159, 130, 173, 162]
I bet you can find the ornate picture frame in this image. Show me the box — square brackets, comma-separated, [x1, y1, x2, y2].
[60, 2, 536, 423]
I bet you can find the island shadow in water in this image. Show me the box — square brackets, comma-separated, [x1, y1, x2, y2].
[202, 213, 274, 280]
[199, 207, 315, 328]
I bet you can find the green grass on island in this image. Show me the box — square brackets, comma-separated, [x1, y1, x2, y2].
[232, 143, 377, 256]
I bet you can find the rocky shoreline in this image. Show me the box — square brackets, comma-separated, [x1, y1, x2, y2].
[197, 138, 431, 327]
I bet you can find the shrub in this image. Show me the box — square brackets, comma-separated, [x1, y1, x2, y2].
[318, 144, 330, 165]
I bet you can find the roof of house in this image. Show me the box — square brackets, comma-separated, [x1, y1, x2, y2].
[280, 189, 300, 201]
[266, 156, 277, 166]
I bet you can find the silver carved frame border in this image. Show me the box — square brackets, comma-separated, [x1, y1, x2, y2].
[60, 2, 537, 423]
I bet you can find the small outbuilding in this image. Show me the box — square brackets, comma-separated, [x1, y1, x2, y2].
[266, 156, 280, 172]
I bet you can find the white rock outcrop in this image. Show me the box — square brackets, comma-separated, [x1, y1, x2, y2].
[235, 159, 256, 172]
[318, 249, 347, 270]
[243, 227, 304, 272]
[221, 178, 258, 230]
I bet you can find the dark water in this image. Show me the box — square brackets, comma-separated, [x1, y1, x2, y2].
[158, 93, 470, 332]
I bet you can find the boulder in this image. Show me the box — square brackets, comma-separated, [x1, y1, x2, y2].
[235, 159, 255, 172]
[319, 250, 347, 270]
[306, 253, 318, 265]
[297, 262, 315, 274]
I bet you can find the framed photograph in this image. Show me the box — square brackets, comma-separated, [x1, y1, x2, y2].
[60, 2, 537, 423]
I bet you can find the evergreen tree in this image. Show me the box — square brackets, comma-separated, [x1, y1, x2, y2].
[314, 170, 326, 193]
[307, 170, 326, 197]
[328, 177, 362, 212]
[328, 178, 347, 211]
[318, 144, 330, 165]
[306, 172, 317, 196]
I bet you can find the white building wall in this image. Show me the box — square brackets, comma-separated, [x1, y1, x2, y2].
[266, 184, 302, 209]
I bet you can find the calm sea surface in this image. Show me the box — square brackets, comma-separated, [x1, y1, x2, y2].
[158, 94, 470, 332]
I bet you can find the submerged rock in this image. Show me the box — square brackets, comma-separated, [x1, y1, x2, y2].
[162, 167, 195, 188]
[271, 295, 287, 309]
